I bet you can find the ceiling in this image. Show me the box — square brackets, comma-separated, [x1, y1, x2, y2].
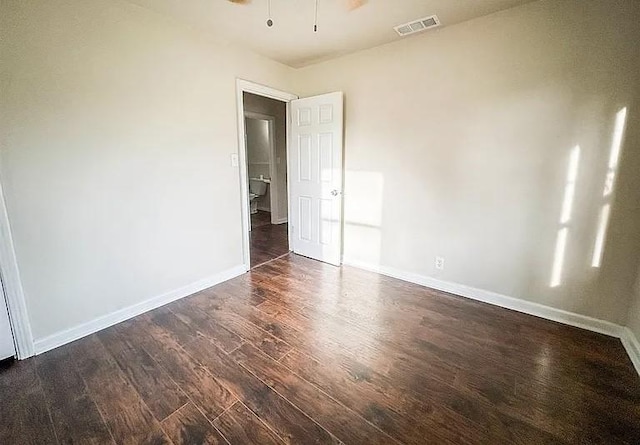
[125, 0, 538, 67]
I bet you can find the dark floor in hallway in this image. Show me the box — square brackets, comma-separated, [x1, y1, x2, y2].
[250, 211, 288, 268]
[250, 210, 272, 229]
[1, 254, 639, 445]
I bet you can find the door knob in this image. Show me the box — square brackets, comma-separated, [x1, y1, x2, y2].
[331, 189, 340, 196]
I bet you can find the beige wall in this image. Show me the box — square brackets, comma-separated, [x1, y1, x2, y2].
[629, 269, 640, 340]
[294, 0, 640, 325]
[243, 93, 288, 222]
[3, 0, 640, 347]
[0, 0, 293, 341]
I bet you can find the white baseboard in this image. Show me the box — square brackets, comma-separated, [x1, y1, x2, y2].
[343, 259, 623, 339]
[273, 217, 288, 224]
[345, 259, 640, 376]
[621, 327, 640, 376]
[33, 265, 246, 355]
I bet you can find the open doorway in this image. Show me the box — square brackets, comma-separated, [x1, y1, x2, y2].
[236, 80, 345, 271]
[243, 92, 290, 268]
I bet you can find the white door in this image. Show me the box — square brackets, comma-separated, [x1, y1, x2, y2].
[0, 283, 15, 359]
[290, 92, 344, 266]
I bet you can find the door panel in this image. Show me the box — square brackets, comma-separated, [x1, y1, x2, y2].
[298, 135, 312, 181]
[290, 92, 344, 266]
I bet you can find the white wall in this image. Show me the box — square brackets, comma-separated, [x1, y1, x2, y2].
[243, 93, 288, 222]
[294, 0, 640, 325]
[0, 0, 293, 342]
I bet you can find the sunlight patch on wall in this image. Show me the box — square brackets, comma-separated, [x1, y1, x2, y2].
[591, 204, 611, 268]
[560, 146, 581, 224]
[591, 107, 627, 268]
[603, 108, 626, 197]
[550, 227, 569, 288]
[607, 109, 627, 173]
[550, 146, 581, 288]
[344, 171, 384, 266]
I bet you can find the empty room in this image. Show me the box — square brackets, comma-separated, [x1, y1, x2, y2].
[1, 0, 640, 444]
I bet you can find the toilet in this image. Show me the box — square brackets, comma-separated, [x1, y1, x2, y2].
[249, 178, 268, 214]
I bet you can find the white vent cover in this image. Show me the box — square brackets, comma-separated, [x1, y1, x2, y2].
[394, 15, 440, 37]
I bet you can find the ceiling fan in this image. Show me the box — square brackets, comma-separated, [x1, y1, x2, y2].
[227, 0, 367, 31]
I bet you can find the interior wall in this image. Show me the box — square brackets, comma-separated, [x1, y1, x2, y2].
[629, 268, 640, 341]
[3, 0, 640, 348]
[0, 0, 294, 342]
[243, 93, 288, 222]
[294, 0, 640, 325]
[0, 289, 15, 358]
[245, 118, 272, 212]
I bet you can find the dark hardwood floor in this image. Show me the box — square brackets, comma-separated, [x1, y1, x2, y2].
[1, 254, 639, 444]
[250, 212, 288, 268]
[250, 211, 272, 229]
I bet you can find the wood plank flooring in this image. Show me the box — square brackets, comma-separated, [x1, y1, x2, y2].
[250, 211, 272, 229]
[1, 253, 639, 444]
[249, 213, 288, 268]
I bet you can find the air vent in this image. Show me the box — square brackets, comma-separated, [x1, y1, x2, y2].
[394, 15, 440, 37]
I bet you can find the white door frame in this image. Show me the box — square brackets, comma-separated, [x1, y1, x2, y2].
[244, 111, 278, 225]
[0, 181, 34, 359]
[236, 79, 298, 271]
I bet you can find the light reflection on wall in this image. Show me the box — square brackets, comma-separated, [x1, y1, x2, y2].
[560, 145, 581, 224]
[550, 146, 581, 287]
[343, 171, 384, 266]
[550, 227, 569, 288]
[591, 204, 611, 269]
[592, 107, 628, 268]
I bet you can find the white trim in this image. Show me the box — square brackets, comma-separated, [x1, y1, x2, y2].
[343, 259, 624, 338]
[33, 265, 245, 355]
[285, 101, 293, 250]
[236, 79, 297, 271]
[621, 327, 640, 376]
[273, 217, 288, 225]
[0, 181, 34, 359]
[346, 259, 640, 377]
[237, 80, 298, 103]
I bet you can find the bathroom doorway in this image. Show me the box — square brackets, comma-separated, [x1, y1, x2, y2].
[236, 80, 345, 270]
[243, 92, 290, 268]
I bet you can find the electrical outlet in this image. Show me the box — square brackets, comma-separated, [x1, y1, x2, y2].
[435, 256, 445, 270]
